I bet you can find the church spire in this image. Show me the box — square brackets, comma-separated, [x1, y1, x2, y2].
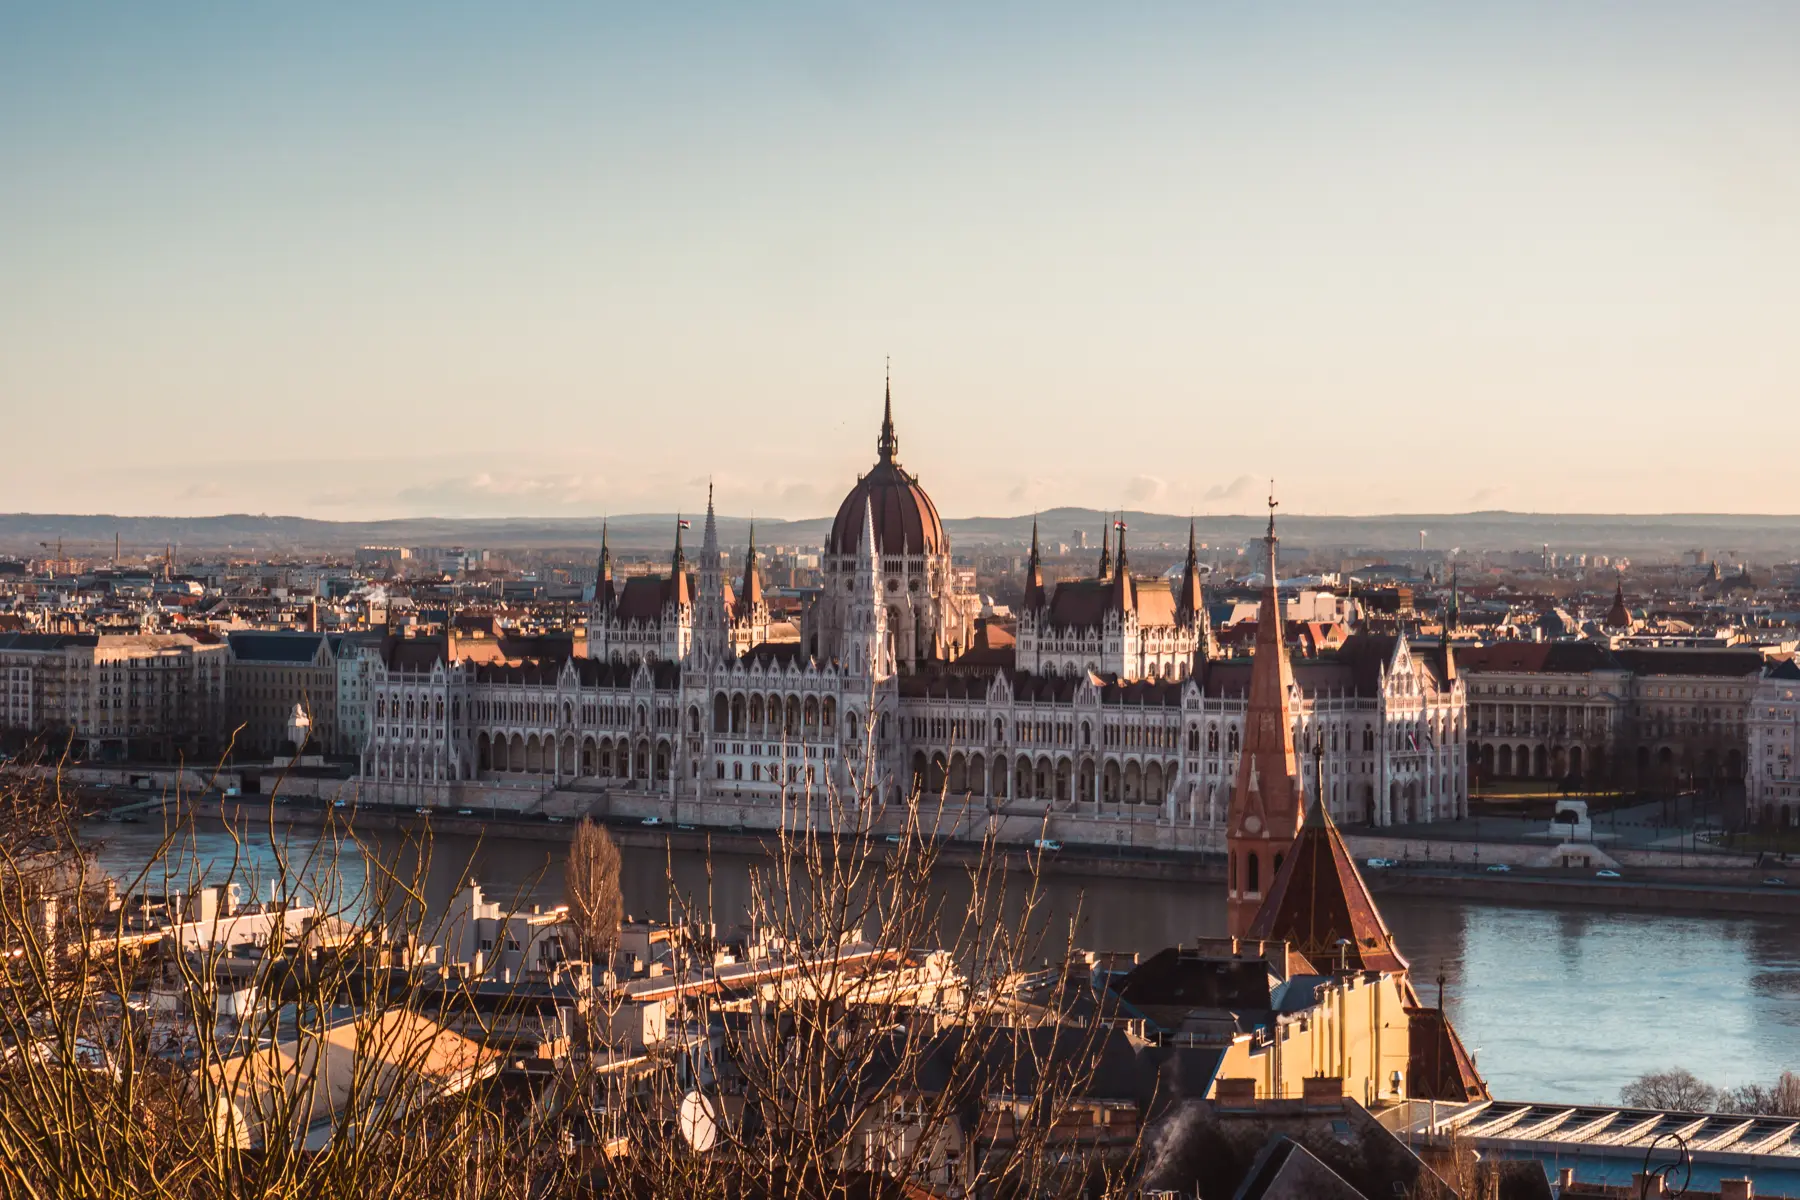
[1095, 515, 1113, 581]
[1226, 482, 1305, 938]
[877, 359, 898, 463]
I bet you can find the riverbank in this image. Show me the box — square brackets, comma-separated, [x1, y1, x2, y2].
[116, 796, 1798, 917]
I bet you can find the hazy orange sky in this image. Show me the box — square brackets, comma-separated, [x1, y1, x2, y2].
[3, 4, 1797, 520]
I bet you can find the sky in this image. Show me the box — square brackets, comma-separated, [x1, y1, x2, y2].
[2, 3, 1798, 521]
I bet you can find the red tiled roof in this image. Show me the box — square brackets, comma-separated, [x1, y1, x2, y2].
[1405, 1005, 1489, 1103]
[1244, 798, 1408, 976]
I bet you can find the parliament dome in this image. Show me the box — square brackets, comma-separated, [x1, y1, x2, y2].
[826, 386, 946, 558]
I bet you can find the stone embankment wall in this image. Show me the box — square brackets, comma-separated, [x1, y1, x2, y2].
[59, 767, 1793, 912]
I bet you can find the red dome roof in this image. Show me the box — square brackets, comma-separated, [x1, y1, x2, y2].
[826, 382, 946, 557]
[828, 461, 945, 557]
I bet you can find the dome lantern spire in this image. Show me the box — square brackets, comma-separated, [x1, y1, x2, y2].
[877, 358, 899, 463]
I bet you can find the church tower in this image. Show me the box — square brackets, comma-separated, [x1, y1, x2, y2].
[1226, 491, 1307, 937]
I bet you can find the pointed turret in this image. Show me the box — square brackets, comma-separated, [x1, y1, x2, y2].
[701, 482, 720, 562]
[1023, 519, 1046, 612]
[850, 498, 890, 677]
[1178, 519, 1213, 663]
[1094, 515, 1113, 581]
[1109, 519, 1135, 613]
[1225, 487, 1306, 937]
[670, 515, 691, 607]
[1439, 565, 1459, 683]
[739, 523, 764, 610]
[1177, 520, 1205, 620]
[595, 522, 615, 612]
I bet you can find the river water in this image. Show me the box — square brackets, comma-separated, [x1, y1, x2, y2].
[85, 818, 1800, 1106]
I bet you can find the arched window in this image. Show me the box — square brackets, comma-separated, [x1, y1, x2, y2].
[1208, 726, 1219, 753]
[1247, 853, 1260, 894]
[1227, 727, 1239, 754]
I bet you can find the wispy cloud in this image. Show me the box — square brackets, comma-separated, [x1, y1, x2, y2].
[1203, 475, 1259, 503]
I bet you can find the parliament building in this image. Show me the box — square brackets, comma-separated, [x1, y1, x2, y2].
[360, 382, 1469, 841]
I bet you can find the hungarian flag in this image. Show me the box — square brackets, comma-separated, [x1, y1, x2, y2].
[678, 519, 691, 530]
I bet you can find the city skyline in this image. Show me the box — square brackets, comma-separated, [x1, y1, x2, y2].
[5, 3, 1799, 519]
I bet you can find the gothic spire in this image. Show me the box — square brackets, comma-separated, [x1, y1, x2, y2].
[670, 514, 691, 606]
[877, 359, 898, 463]
[1264, 482, 1280, 583]
[702, 481, 720, 560]
[596, 521, 615, 611]
[1177, 517, 1205, 622]
[1095, 514, 1113, 581]
[740, 522, 764, 609]
[860, 496, 882, 578]
[1109, 517, 1135, 612]
[1023, 517, 1046, 612]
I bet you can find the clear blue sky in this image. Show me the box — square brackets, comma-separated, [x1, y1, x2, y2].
[3, 3, 1797, 519]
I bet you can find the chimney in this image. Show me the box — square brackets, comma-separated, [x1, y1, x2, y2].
[1213, 1078, 1258, 1108]
[1631, 1174, 1666, 1198]
[1556, 1167, 1574, 1192]
[1301, 1076, 1344, 1109]
[1719, 1180, 1754, 1200]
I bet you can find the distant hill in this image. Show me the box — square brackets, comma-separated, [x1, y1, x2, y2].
[2, 509, 1799, 559]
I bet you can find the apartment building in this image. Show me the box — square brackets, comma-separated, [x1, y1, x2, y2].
[0, 631, 228, 761]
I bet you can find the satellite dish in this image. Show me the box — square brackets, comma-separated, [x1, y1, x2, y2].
[678, 1090, 719, 1153]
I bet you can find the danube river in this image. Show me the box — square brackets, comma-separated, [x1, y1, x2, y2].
[86, 818, 1800, 1105]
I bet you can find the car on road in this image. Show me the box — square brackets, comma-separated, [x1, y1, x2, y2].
[333, 799, 348, 809]
[884, 834, 902, 844]
[546, 815, 565, 823]
[676, 823, 696, 831]
[1595, 869, 1622, 879]
[1485, 863, 1511, 873]
[1366, 857, 1397, 869]
[1763, 877, 1788, 887]
[414, 806, 431, 815]
[641, 816, 663, 827]
[1033, 838, 1063, 852]
[456, 807, 474, 816]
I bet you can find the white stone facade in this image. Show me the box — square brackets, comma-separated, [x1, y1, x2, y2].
[1747, 662, 1800, 826]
